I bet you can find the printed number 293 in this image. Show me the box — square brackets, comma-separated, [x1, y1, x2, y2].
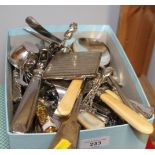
[90, 141, 101, 147]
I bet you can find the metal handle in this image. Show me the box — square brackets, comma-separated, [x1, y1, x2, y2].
[25, 16, 62, 44]
[49, 121, 80, 149]
[11, 74, 41, 133]
[49, 93, 83, 149]
[24, 28, 52, 44]
[12, 69, 22, 102]
[109, 75, 153, 119]
[49, 82, 86, 149]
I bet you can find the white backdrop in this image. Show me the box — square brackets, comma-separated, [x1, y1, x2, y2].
[0, 5, 120, 84]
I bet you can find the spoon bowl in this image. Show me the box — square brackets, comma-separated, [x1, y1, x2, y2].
[9, 45, 29, 69]
[8, 42, 39, 69]
[8, 42, 39, 86]
[78, 37, 108, 52]
[73, 38, 108, 53]
[72, 37, 111, 67]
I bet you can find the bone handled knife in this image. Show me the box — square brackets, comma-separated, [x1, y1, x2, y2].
[100, 92, 154, 134]
[56, 80, 83, 117]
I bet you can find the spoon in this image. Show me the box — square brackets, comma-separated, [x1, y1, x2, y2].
[78, 38, 108, 52]
[8, 42, 39, 86]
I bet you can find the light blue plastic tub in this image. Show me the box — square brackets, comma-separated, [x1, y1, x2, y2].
[5, 25, 154, 149]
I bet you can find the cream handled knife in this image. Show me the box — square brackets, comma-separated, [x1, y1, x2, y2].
[100, 92, 154, 134]
[56, 80, 83, 116]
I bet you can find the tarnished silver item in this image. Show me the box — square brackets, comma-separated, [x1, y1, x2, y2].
[43, 52, 102, 80]
[60, 22, 77, 53]
[11, 49, 49, 133]
[8, 42, 39, 86]
[12, 69, 22, 102]
[25, 16, 62, 44]
[24, 28, 52, 44]
[8, 44, 29, 86]
[81, 72, 105, 112]
[63, 23, 77, 41]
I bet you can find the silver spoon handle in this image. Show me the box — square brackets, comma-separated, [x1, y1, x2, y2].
[64, 22, 77, 41]
[25, 16, 62, 44]
[16, 69, 28, 86]
[12, 69, 22, 102]
[11, 74, 42, 133]
[108, 75, 153, 119]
